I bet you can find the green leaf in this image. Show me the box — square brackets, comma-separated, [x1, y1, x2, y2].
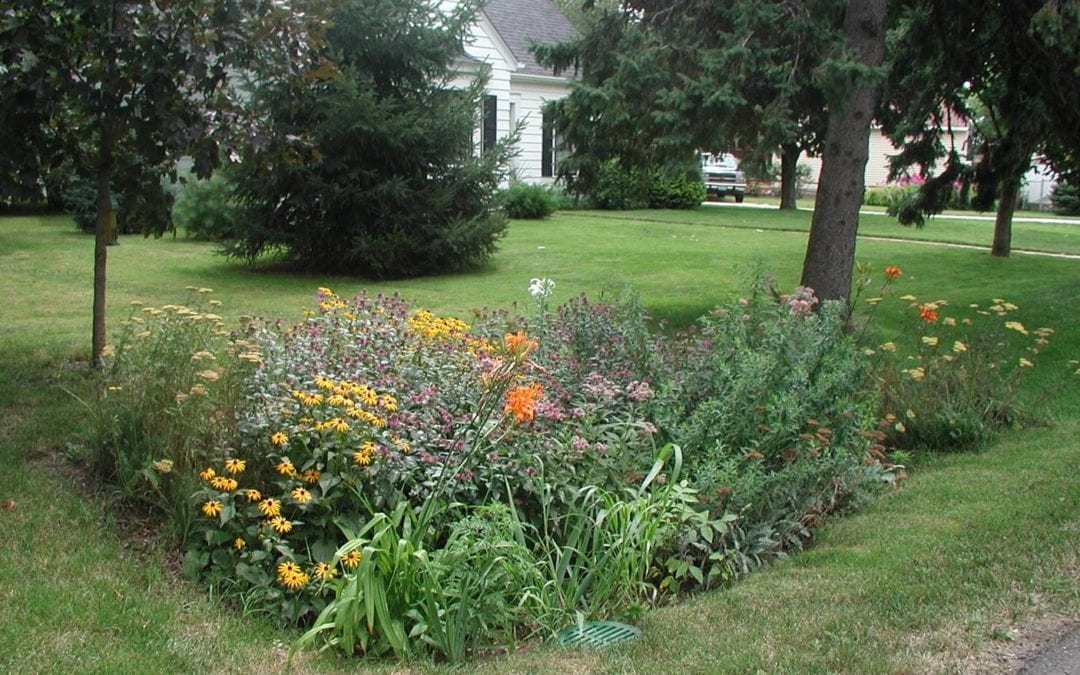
[181, 549, 209, 580]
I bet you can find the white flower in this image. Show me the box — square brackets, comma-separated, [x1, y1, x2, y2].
[528, 277, 555, 301]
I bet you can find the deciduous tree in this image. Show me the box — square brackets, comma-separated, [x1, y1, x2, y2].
[881, 0, 1080, 257]
[0, 0, 329, 365]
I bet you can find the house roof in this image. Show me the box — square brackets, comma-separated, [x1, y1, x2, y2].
[480, 0, 577, 77]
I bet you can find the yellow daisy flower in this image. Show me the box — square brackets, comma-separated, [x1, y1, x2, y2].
[302, 469, 321, 485]
[270, 431, 289, 446]
[201, 500, 223, 517]
[268, 516, 293, 534]
[276, 460, 297, 477]
[199, 467, 216, 481]
[290, 487, 313, 504]
[224, 458, 246, 474]
[341, 550, 362, 570]
[276, 560, 309, 589]
[258, 498, 281, 517]
[233, 538, 246, 551]
[210, 476, 238, 491]
[244, 489, 262, 502]
[313, 562, 338, 581]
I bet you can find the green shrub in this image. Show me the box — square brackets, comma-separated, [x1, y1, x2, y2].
[647, 278, 889, 587]
[501, 182, 558, 219]
[592, 159, 650, 210]
[863, 183, 919, 210]
[226, 0, 510, 279]
[1051, 179, 1080, 215]
[172, 173, 250, 240]
[62, 180, 103, 233]
[648, 173, 705, 209]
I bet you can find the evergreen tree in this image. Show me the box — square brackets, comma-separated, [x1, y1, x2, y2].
[534, 0, 841, 210]
[226, 0, 512, 279]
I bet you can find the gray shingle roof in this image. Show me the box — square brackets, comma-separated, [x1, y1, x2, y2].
[481, 0, 578, 77]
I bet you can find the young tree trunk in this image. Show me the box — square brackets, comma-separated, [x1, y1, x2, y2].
[991, 176, 1019, 257]
[779, 143, 800, 210]
[92, 118, 117, 368]
[800, 0, 887, 304]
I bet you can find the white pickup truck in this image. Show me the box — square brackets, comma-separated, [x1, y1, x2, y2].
[701, 153, 746, 203]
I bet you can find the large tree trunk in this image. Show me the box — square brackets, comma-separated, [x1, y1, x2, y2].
[800, 0, 887, 304]
[779, 143, 800, 210]
[991, 175, 1019, 257]
[92, 118, 117, 368]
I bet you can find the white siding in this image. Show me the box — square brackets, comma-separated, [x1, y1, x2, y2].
[443, 0, 571, 184]
[798, 127, 972, 191]
[507, 78, 568, 183]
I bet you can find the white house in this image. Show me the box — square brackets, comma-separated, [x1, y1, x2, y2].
[796, 120, 1058, 209]
[446, 0, 577, 184]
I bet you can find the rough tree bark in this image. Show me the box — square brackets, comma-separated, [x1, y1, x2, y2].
[991, 175, 1019, 257]
[779, 143, 800, 210]
[800, 0, 887, 303]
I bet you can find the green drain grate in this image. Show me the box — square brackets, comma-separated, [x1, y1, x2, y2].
[556, 620, 641, 648]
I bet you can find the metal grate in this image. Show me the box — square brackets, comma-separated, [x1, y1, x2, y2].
[556, 620, 641, 648]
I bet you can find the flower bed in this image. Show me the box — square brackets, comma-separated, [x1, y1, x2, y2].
[84, 270, 1061, 661]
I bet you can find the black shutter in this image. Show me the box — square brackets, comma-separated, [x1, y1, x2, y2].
[541, 112, 554, 177]
[482, 95, 497, 153]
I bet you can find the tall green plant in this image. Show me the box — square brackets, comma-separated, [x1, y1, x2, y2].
[226, 0, 512, 278]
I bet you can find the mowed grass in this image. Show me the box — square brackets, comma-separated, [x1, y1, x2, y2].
[602, 202, 1080, 256]
[0, 209, 1077, 673]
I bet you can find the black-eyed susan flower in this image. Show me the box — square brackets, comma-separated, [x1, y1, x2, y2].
[276, 561, 309, 589]
[290, 487, 313, 504]
[199, 467, 216, 481]
[201, 500, 223, 517]
[341, 550, 362, 570]
[302, 469, 321, 485]
[313, 562, 338, 581]
[244, 488, 262, 502]
[224, 458, 246, 474]
[268, 516, 293, 534]
[210, 476, 238, 491]
[233, 538, 246, 551]
[275, 460, 297, 477]
[258, 498, 281, 517]
[353, 442, 376, 466]
[270, 431, 289, 446]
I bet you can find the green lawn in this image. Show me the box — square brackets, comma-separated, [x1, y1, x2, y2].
[603, 202, 1080, 256]
[0, 209, 1076, 672]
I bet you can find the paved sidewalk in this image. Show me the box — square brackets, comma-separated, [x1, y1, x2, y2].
[1019, 625, 1080, 674]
